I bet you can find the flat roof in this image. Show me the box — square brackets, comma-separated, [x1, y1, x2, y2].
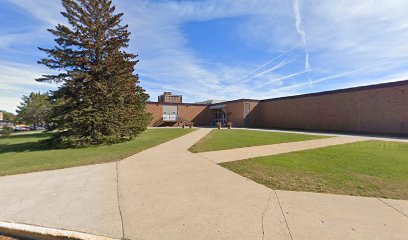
[261, 79, 408, 103]
[148, 79, 408, 107]
[209, 99, 260, 106]
[159, 93, 182, 97]
[147, 101, 208, 106]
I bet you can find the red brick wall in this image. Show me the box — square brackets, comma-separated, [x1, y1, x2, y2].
[253, 83, 408, 134]
[225, 101, 245, 127]
[178, 104, 213, 125]
[247, 101, 261, 127]
[147, 81, 408, 134]
[224, 100, 260, 127]
[146, 102, 212, 126]
[146, 103, 163, 127]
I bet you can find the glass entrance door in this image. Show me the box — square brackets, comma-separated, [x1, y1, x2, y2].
[214, 109, 226, 125]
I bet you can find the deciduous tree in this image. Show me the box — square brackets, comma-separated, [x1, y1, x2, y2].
[1, 111, 16, 123]
[16, 92, 51, 127]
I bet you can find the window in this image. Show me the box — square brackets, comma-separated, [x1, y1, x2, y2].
[245, 103, 250, 116]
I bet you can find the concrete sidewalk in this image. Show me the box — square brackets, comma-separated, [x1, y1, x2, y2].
[117, 128, 290, 239]
[0, 163, 123, 239]
[197, 136, 367, 163]
[235, 127, 408, 143]
[0, 128, 407, 239]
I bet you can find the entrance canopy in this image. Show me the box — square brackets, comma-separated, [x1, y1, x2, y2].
[209, 104, 226, 110]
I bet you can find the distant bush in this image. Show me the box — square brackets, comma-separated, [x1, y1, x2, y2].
[0, 126, 13, 138]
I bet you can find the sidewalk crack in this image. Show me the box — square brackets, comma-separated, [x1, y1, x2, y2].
[115, 161, 126, 240]
[377, 198, 408, 218]
[261, 191, 272, 240]
[274, 190, 294, 240]
[196, 153, 217, 164]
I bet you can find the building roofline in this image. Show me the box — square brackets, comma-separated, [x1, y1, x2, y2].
[161, 94, 182, 97]
[261, 79, 408, 103]
[148, 79, 408, 107]
[147, 101, 209, 106]
[159, 92, 182, 97]
[209, 99, 260, 106]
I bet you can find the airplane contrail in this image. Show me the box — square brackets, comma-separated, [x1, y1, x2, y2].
[256, 69, 310, 89]
[293, 0, 310, 70]
[270, 65, 374, 93]
[243, 59, 293, 82]
[240, 0, 374, 82]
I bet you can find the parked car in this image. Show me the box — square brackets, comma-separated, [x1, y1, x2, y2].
[25, 126, 47, 131]
[14, 126, 30, 131]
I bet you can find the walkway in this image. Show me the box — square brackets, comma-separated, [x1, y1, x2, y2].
[197, 135, 367, 163]
[0, 163, 123, 239]
[0, 128, 407, 239]
[237, 127, 408, 143]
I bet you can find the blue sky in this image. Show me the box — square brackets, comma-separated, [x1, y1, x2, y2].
[2, 0, 408, 113]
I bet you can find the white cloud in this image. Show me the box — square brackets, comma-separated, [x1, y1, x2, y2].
[233, 0, 408, 91]
[303, 0, 408, 70]
[7, 0, 62, 26]
[2, 0, 408, 112]
[0, 62, 55, 113]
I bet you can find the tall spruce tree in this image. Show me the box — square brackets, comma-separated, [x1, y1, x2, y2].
[37, 0, 150, 147]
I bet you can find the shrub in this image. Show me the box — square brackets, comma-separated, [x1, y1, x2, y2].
[217, 122, 222, 129]
[227, 122, 232, 129]
[0, 126, 13, 138]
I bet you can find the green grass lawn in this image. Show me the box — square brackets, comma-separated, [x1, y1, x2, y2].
[0, 128, 194, 176]
[189, 129, 329, 153]
[221, 140, 408, 200]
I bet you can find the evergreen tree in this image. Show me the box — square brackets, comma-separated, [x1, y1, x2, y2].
[37, 0, 150, 147]
[16, 92, 51, 127]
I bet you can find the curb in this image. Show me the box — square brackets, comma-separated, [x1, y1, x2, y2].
[0, 221, 120, 240]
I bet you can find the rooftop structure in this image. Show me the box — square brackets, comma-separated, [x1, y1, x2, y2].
[195, 100, 226, 105]
[158, 92, 182, 103]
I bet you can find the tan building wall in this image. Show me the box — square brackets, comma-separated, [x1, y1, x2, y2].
[254, 81, 408, 134]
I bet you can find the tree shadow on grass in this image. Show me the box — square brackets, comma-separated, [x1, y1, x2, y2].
[0, 131, 141, 154]
[0, 141, 53, 154]
[0, 132, 56, 154]
[6, 132, 53, 140]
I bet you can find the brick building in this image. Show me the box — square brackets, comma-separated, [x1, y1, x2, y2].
[0, 111, 14, 129]
[146, 80, 408, 135]
[158, 92, 182, 103]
